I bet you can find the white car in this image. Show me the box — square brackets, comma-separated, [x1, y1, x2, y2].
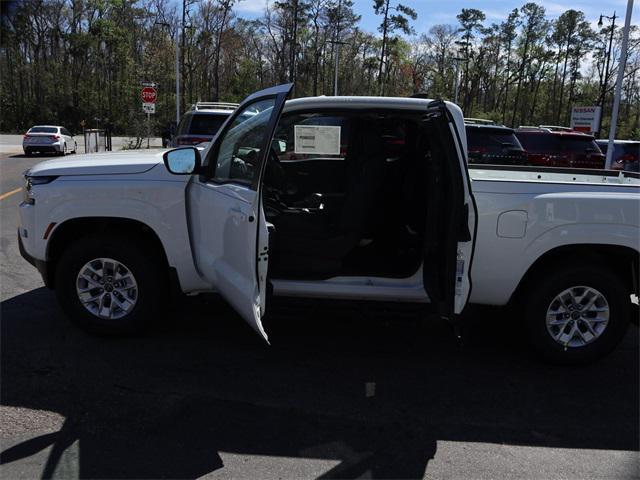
[23, 125, 77, 156]
[18, 84, 640, 364]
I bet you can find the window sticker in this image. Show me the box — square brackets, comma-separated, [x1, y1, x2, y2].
[294, 125, 341, 155]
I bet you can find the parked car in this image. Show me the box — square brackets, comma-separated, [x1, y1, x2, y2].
[19, 85, 639, 364]
[171, 102, 238, 147]
[515, 127, 605, 169]
[596, 139, 640, 172]
[465, 121, 528, 166]
[23, 125, 77, 156]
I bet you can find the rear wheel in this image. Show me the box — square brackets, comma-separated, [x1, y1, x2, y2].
[523, 264, 630, 364]
[54, 235, 168, 335]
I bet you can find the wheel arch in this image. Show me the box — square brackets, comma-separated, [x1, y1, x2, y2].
[46, 217, 171, 289]
[510, 243, 639, 305]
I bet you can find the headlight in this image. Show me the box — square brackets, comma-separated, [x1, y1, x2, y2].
[23, 175, 57, 205]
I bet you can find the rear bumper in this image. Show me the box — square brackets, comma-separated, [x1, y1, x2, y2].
[24, 144, 62, 153]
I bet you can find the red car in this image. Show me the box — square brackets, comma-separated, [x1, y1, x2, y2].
[515, 128, 605, 169]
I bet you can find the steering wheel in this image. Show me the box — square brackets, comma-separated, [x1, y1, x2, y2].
[264, 147, 288, 191]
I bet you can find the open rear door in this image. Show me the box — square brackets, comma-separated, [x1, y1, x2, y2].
[188, 84, 293, 342]
[421, 100, 477, 318]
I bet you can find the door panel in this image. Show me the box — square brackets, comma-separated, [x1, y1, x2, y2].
[279, 159, 347, 196]
[422, 101, 477, 317]
[187, 83, 293, 342]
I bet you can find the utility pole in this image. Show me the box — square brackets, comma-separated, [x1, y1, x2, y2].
[597, 11, 617, 137]
[155, 21, 180, 125]
[333, 0, 342, 96]
[181, 0, 186, 120]
[176, 24, 180, 124]
[453, 57, 465, 105]
[605, 0, 634, 170]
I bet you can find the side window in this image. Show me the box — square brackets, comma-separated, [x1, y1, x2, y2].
[176, 115, 190, 135]
[274, 114, 349, 162]
[211, 98, 276, 185]
[62, 128, 71, 136]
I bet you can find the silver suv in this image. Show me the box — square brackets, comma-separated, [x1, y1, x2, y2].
[172, 102, 238, 147]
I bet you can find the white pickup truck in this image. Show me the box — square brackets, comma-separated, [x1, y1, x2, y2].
[18, 84, 639, 363]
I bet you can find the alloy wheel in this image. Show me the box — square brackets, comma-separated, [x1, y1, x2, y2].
[546, 285, 609, 348]
[75, 257, 138, 320]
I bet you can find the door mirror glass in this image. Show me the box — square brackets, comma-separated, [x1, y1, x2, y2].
[163, 147, 201, 175]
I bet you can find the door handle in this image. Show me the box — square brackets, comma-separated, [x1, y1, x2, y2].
[229, 206, 254, 222]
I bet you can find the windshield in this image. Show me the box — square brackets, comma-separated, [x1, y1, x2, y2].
[188, 114, 229, 136]
[560, 136, 601, 154]
[467, 128, 523, 152]
[516, 133, 558, 153]
[28, 127, 57, 134]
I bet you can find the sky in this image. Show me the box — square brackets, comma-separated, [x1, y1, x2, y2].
[233, 0, 638, 35]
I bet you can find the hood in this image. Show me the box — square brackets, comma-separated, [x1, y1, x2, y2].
[28, 150, 165, 176]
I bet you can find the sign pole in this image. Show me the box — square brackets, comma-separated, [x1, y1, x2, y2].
[605, 0, 634, 170]
[141, 83, 157, 148]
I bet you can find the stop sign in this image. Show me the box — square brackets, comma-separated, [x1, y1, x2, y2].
[141, 87, 157, 103]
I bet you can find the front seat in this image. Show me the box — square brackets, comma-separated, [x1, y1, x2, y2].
[270, 120, 386, 278]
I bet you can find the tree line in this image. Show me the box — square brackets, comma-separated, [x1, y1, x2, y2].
[1, 0, 638, 139]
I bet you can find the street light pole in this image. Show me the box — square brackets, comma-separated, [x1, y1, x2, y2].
[328, 40, 348, 96]
[334, 42, 340, 96]
[597, 12, 617, 137]
[331, 0, 343, 96]
[605, 0, 634, 170]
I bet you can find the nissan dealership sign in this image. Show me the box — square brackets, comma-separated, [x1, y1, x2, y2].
[570, 106, 601, 134]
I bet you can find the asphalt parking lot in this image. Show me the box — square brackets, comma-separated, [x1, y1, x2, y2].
[0, 150, 638, 479]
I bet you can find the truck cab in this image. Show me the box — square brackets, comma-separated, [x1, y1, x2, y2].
[162, 84, 477, 341]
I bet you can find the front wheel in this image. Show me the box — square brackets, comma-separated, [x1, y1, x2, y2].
[54, 235, 168, 335]
[523, 264, 631, 364]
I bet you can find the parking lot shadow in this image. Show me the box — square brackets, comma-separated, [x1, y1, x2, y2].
[1, 287, 638, 478]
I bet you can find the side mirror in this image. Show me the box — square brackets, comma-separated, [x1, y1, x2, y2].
[272, 139, 287, 153]
[163, 147, 201, 175]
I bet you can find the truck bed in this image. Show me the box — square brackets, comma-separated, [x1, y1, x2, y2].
[469, 164, 640, 187]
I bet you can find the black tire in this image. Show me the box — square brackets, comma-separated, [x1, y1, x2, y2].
[523, 264, 631, 364]
[54, 234, 168, 335]
[24, 150, 31, 157]
[58, 143, 66, 156]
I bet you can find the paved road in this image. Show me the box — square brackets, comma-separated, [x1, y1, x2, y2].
[0, 152, 638, 479]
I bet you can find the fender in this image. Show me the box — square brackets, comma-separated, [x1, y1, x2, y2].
[35, 177, 209, 292]
[471, 222, 639, 305]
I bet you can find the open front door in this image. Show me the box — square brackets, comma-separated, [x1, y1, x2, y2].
[187, 84, 293, 342]
[422, 100, 477, 318]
